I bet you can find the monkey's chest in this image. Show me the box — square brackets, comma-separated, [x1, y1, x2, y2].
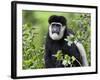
[50, 42, 70, 55]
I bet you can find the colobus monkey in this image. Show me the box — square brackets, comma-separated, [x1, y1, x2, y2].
[45, 15, 88, 68]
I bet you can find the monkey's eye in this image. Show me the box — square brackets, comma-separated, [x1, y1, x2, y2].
[56, 24, 62, 27]
[51, 24, 62, 27]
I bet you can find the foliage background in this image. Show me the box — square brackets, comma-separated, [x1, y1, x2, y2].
[22, 10, 91, 69]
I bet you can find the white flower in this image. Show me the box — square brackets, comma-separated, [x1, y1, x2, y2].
[64, 34, 75, 46]
[69, 34, 74, 38]
[67, 41, 73, 46]
[62, 60, 68, 66]
[68, 60, 71, 64]
[64, 38, 68, 41]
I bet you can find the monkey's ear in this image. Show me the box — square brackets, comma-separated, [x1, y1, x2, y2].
[48, 15, 57, 24]
[59, 16, 67, 26]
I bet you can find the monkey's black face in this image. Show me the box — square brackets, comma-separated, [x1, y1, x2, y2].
[49, 22, 65, 40]
[48, 15, 67, 40]
[51, 22, 62, 35]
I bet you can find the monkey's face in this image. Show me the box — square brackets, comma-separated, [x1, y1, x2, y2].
[49, 22, 65, 40]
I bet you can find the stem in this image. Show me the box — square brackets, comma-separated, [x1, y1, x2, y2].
[70, 64, 72, 67]
[75, 57, 82, 66]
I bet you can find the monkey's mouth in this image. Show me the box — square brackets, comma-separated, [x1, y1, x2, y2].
[52, 31, 60, 35]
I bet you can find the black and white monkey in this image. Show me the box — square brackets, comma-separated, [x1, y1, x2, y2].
[45, 15, 88, 68]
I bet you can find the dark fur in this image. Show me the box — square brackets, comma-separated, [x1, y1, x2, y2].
[45, 15, 82, 68]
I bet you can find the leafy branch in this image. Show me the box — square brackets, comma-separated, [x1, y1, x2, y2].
[54, 50, 81, 67]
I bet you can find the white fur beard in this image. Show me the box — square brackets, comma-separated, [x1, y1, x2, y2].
[50, 33, 61, 40]
[49, 25, 65, 40]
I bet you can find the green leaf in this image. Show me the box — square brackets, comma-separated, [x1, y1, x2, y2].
[55, 50, 63, 60]
[71, 56, 76, 63]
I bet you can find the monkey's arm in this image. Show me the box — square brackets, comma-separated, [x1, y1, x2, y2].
[44, 48, 56, 68]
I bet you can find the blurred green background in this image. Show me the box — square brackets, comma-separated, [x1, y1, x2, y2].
[22, 10, 91, 69]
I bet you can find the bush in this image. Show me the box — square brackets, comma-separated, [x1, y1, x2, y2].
[22, 11, 91, 69]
